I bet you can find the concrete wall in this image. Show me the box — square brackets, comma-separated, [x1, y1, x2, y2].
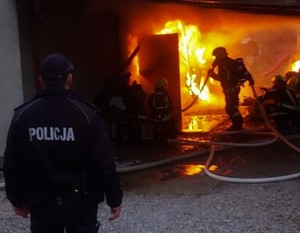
[0, 0, 23, 156]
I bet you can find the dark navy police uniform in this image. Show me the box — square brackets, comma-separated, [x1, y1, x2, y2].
[4, 88, 123, 233]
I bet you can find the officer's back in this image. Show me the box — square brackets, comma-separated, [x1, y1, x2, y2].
[3, 53, 123, 233]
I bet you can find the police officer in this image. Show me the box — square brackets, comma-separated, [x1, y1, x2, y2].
[3, 53, 123, 233]
[208, 47, 255, 131]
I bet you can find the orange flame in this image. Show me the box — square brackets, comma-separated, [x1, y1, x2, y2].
[127, 19, 227, 105]
[183, 164, 218, 176]
[291, 60, 300, 72]
[127, 19, 229, 132]
[127, 34, 141, 84]
[156, 20, 212, 101]
[188, 116, 200, 131]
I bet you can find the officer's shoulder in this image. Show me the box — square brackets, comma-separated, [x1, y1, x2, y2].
[78, 99, 101, 113]
[13, 96, 40, 112]
[14, 101, 30, 112]
[68, 91, 101, 113]
[11, 97, 44, 124]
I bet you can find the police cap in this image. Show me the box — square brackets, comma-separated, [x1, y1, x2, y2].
[40, 53, 74, 80]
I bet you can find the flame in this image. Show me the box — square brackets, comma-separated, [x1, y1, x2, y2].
[127, 34, 141, 83]
[183, 164, 218, 175]
[291, 60, 300, 72]
[155, 20, 213, 101]
[188, 116, 200, 131]
[127, 19, 229, 132]
[127, 19, 227, 103]
[184, 164, 205, 175]
[209, 165, 218, 171]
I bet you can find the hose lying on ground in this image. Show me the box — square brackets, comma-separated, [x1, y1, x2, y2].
[117, 85, 300, 184]
[182, 85, 300, 183]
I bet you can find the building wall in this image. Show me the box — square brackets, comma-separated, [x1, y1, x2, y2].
[0, 0, 23, 157]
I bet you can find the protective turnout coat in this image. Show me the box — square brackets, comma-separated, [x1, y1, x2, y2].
[211, 57, 254, 90]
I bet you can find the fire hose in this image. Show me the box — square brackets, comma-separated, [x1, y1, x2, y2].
[177, 85, 300, 183]
[181, 73, 210, 112]
[116, 85, 300, 184]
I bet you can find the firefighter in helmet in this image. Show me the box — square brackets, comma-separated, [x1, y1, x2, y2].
[208, 47, 255, 131]
[259, 74, 300, 130]
[147, 78, 177, 141]
[286, 71, 300, 99]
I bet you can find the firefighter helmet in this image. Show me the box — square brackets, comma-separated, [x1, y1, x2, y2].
[285, 71, 298, 80]
[287, 76, 300, 91]
[272, 75, 285, 87]
[212, 47, 228, 59]
[156, 78, 168, 89]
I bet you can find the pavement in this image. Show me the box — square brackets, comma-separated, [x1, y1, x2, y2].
[0, 119, 300, 233]
[112, 118, 300, 194]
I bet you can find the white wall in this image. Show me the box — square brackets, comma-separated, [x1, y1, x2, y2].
[0, 0, 23, 156]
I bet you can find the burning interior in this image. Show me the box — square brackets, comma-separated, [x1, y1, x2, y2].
[108, 2, 300, 133]
[34, 1, 300, 134]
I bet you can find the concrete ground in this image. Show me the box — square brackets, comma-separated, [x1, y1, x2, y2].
[113, 118, 300, 195]
[0, 118, 299, 233]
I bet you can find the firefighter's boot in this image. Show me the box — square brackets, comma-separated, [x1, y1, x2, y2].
[227, 115, 243, 131]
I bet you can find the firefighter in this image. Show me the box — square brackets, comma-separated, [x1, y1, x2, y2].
[259, 74, 300, 130]
[121, 80, 148, 145]
[208, 47, 255, 131]
[147, 78, 177, 141]
[108, 78, 147, 146]
[286, 71, 300, 99]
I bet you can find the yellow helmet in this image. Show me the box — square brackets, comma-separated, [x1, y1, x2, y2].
[156, 78, 168, 88]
